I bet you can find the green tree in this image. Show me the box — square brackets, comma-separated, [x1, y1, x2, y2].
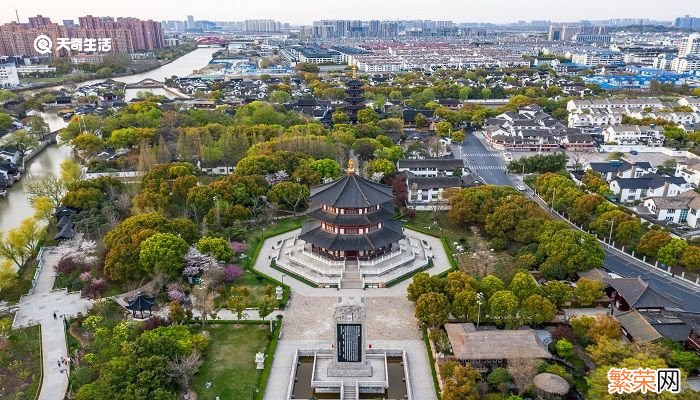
[636, 229, 672, 257]
[139, 233, 189, 277]
[415, 292, 450, 327]
[520, 294, 556, 325]
[436, 121, 452, 137]
[0, 218, 44, 268]
[357, 108, 379, 124]
[72, 133, 106, 158]
[332, 110, 349, 125]
[541, 280, 573, 309]
[451, 129, 465, 142]
[480, 275, 505, 300]
[680, 245, 700, 271]
[488, 290, 519, 327]
[309, 158, 341, 179]
[443, 271, 477, 301]
[196, 237, 234, 262]
[0, 260, 16, 293]
[486, 367, 512, 388]
[0, 112, 13, 130]
[573, 277, 603, 306]
[0, 90, 18, 104]
[509, 272, 540, 301]
[257, 295, 277, 321]
[657, 238, 688, 267]
[407, 272, 443, 302]
[226, 289, 249, 321]
[267, 181, 310, 212]
[414, 113, 427, 129]
[366, 158, 395, 177]
[441, 363, 481, 400]
[2, 129, 38, 159]
[268, 90, 291, 104]
[452, 289, 480, 322]
[554, 338, 575, 359]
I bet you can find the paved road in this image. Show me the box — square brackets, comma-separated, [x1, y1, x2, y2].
[456, 133, 700, 313]
[454, 132, 514, 186]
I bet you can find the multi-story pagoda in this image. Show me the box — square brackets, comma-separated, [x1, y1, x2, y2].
[344, 67, 365, 124]
[299, 160, 404, 261]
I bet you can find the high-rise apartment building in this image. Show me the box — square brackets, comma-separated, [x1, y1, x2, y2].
[243, 20, 282, 32]
[679, 33, 700, 57]
[675, 15, 700, 30]
[0, 15, 165, 57]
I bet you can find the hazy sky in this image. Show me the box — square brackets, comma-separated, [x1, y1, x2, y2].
[2, 0, 699, 25]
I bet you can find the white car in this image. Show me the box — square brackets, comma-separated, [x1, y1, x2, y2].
[516, 183, 527, 191]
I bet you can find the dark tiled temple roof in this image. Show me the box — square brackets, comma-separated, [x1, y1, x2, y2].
[310, 173, 394, 208]
[306, 202, 395, 225]
[299, 219, 404, 251]
[606, 277, 678, 309]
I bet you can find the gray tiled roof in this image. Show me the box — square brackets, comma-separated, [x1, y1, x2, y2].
[606, 277, 678, 309]
[310, 173, 394, 208]
[299, 219, 404, 251]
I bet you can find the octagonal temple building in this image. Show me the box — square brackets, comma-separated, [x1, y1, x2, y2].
[299, 160, 404, 261]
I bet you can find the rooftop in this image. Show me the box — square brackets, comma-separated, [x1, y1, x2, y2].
[445, 323, 552, 361]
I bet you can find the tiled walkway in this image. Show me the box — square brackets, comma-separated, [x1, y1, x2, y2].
[13, 249, 93, 400]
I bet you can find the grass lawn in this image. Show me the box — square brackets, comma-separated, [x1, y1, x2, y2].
[192, 323, 271, 400]
[0, 260, 36, 304]
[244, 216, 305, 262]
[0, 322, 42, 400]
[403, 211, 518, 280]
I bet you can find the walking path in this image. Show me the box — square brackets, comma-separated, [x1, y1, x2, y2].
[13, 249, 93, 400]
[258, 229, 448, 400]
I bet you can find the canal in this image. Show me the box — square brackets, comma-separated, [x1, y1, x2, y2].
[0, 48, 217, 234]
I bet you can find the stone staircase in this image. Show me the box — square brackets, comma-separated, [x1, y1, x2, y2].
[340, 261, 364, 289]
[342, 384, 357, 400]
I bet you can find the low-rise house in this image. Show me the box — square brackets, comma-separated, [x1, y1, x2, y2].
[587, 160, 654, 182]
[602, 125, 665, 147]
[406, 174, 465, 210]
[605, 277, 678, 312]
[0, 160, 20, 185]
[643, 190, 700, 227]
[610, 173, 690, 203]
[675, 159, 700, 187]
[561, 132, 596, 151]
[397, 158, 465, 177]
[444, 323, 552, 372]
[615, 309, 691, 344]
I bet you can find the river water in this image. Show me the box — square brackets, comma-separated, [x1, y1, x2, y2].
[0, 48, 217, 234]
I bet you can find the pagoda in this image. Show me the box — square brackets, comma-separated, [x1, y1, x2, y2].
[344, 66, 365, 124]
[299, 160, 404, 261]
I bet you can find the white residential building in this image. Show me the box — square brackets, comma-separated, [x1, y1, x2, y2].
[610, 173, 690, 203]
[675, 160, 700, 187]
[570, 51, 623, 66]
[678, 33, 700, 57]
[670, 56, 700, 73]
[397, 158, 465, 178]
[602, 125, 665, 147]
[16, 65, 57, 74]
[0, 63, 19, 87]
[644, 191, 700, 228]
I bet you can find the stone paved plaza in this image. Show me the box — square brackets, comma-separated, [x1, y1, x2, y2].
[260, 228, 447, 400]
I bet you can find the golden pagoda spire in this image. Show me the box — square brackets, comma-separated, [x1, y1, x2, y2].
[352, 64, 357, 79]
[347, 159, 356, 174]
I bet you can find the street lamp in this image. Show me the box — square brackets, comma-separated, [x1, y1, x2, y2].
[281, 274, 286, 285]
[476, 292, 484, 329]
[608, 219, 615, 246]
[550, 187, 557, 212]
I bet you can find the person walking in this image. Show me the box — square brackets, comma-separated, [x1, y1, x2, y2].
[53, 312, 57, 320]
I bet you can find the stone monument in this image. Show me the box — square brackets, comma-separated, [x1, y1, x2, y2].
[327, 296, 372, 377]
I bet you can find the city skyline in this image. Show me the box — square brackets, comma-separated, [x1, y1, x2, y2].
[1, 0, 699, 26]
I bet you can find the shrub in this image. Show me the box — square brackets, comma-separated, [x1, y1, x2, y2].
[430, 329, 452, 355]
[139, 316, 171, 332]
[487, 367, 512, 387]
[81, 278, 107, 299]
[489, 237, 508, 251]
[401, 207, 416, 220]
[55, 258, 77, 275]
[551, 325, 576, 343]
[555, 338, 575, 359]
[230, 241, 247, 254]
[223, 264, 243, 282]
